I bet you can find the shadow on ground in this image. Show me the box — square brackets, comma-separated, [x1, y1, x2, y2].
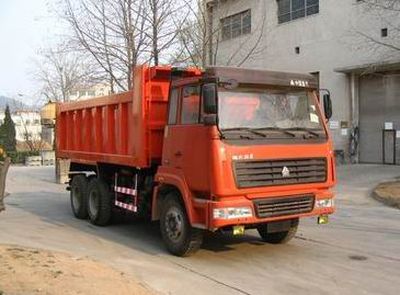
[5, 190, 271, 258]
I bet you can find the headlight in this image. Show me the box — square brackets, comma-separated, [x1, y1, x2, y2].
[315, 198, 334, 208]
[213, 207, 253, 220]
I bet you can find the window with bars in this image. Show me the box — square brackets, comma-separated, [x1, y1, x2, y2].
[221, 10, 251, 41]
[277, 0, 319, 24]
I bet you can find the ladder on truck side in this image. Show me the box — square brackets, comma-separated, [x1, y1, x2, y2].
[113, 173, 138, 212]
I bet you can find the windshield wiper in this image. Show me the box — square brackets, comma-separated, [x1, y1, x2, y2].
[221, 127, 267, 138]
[253, 127, 296, 137]
[286, 127, 321, 138]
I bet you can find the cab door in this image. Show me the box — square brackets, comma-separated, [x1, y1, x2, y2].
[162, 85, 211, 193]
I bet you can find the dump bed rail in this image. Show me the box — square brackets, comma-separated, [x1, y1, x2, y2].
[56, 66, 172, 168]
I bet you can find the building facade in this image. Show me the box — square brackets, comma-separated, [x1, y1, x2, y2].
[206, 0, 400, 163]
[67, 83, 112, 101]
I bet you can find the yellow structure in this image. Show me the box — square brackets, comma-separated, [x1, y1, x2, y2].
[40, 101, 56, 126]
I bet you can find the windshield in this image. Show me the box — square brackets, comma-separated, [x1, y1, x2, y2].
[218, 89, 324, 131]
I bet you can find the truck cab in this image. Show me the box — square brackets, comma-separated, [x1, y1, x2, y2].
[154, 66, 335, 256]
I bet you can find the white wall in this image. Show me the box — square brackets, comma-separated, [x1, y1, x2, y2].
[208, 0, 400, 155]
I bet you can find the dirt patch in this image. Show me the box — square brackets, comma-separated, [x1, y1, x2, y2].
[373, 181, 400, 209]
[0, 245, 152, 295]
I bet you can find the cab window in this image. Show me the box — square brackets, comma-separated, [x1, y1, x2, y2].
[181, 85, 200, 124]
[168, 88, 179, 125]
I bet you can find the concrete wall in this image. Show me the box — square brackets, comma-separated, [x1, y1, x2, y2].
[207, 0, 400, 158]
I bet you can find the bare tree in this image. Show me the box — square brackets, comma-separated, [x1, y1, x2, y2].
[15, 113, 47, 152]
[62, 0, 149, 91]
[140, 0, 185, 66]
[355, 0, 400, 55]
[174, 0, 268, 68]
[34, 45, 94, 102]
[170, 0, 209, 67]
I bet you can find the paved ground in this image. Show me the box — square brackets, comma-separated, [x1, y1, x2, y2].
[0, 165, 399, 295]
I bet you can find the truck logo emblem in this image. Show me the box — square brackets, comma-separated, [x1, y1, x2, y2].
[232, 154, 254, 161]
[282, 166, 290, 177]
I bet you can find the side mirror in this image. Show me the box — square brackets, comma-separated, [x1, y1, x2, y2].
[323, 94, 332, 120]
[203, 114, 217, 126]
[202, 83, 217, 114]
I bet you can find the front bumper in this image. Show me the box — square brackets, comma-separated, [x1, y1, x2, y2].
[205, 191, 335, 230]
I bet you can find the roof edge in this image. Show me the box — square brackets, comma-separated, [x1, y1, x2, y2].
[335, 59, 400, 74]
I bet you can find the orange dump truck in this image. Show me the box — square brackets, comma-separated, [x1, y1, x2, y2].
[56, 65, 336, 256]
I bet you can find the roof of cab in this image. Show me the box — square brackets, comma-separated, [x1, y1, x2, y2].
[205, 66, 318, 90]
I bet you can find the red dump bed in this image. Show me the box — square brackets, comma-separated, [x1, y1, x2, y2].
[56, 65, 174, 168]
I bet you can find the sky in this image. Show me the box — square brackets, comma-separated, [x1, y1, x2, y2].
[0, 0, 61, 104]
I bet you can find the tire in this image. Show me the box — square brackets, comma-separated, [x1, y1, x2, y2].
[70, 175, 88, 219]
[87, 178, 113, 226]
[160, 193, 203, 257]
[257, 219, 299, 244]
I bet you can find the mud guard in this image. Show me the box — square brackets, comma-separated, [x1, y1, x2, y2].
[152, 170, 198, 226]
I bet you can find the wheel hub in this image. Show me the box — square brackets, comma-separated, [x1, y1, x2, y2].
[165, 208, 183, 241]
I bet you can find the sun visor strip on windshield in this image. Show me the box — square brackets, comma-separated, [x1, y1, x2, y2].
[205, 67, 318, 89]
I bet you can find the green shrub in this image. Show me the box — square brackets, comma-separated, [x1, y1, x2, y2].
[7, 151, 40, 164]
[0, 105, 16, 152]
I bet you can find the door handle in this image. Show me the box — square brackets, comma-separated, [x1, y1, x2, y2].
[174, 151, 183, 157]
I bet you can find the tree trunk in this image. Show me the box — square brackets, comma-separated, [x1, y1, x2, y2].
[0, 157, 11, 213]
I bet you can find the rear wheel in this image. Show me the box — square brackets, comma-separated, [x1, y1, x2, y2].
[257, 219, 299, 244]
[160, 193, 203, 256]
[70, 175, 88, 219]
[87, 178, 112, 226]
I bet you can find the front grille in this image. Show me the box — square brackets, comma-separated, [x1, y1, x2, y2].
[234, 158, 327, 188]
[254, 195, 315, 218]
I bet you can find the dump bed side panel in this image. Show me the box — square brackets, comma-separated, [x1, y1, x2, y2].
[56, 65, 171, 168]
[145, 67, 171, 166]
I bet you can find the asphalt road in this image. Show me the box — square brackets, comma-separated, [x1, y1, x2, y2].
[1, 165, 399, 295]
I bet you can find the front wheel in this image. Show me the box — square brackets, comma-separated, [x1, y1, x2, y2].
[160, 193, 203, 257]
[257, 219, 299, 244]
